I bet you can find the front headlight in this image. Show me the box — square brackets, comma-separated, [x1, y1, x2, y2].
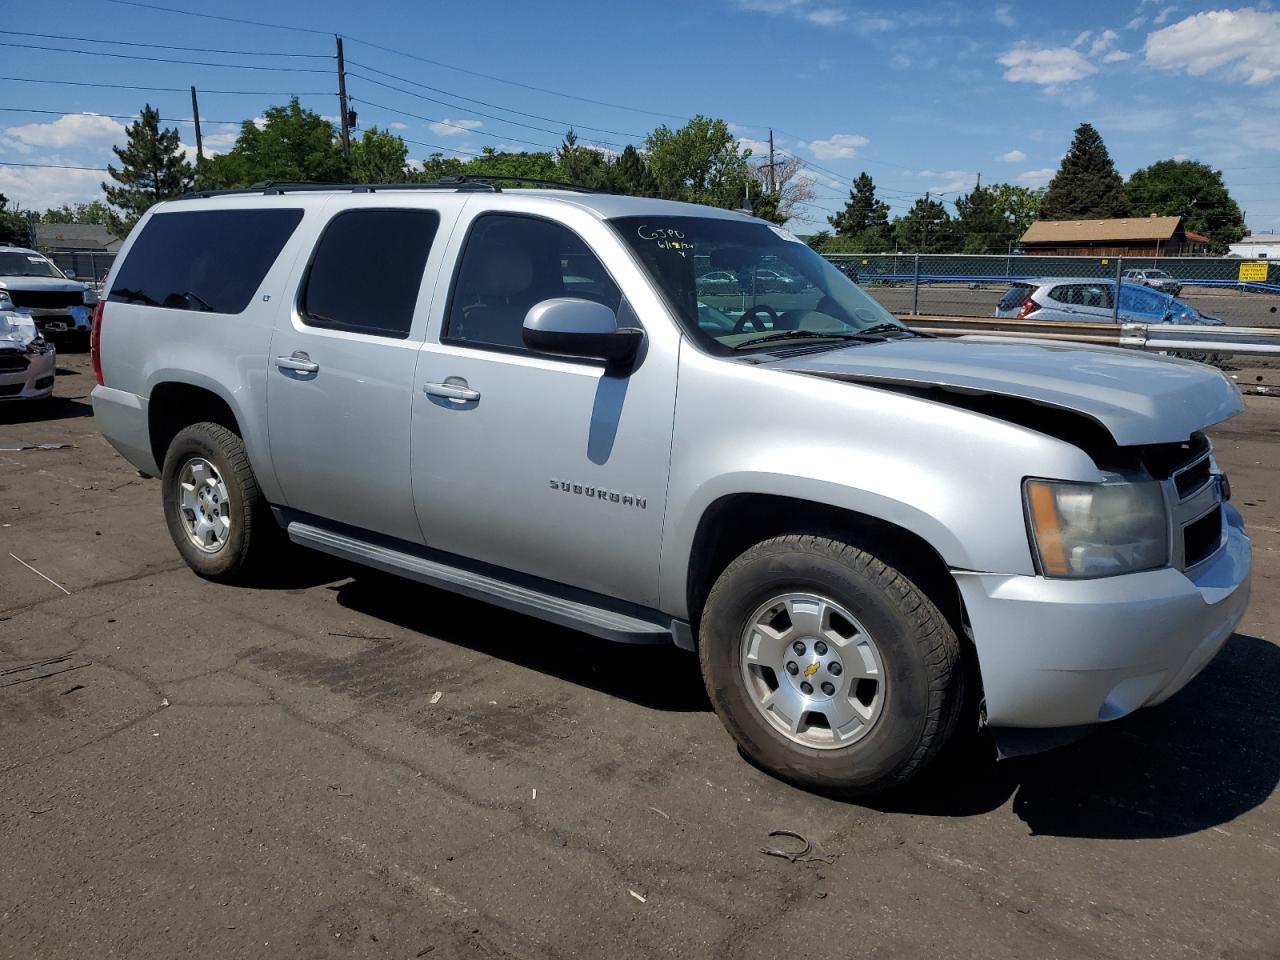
[83, 289, 98, 306]
[0, 290, 11, 309]
[1024, 478, 1169, 578]
[25, 336, 52, 356]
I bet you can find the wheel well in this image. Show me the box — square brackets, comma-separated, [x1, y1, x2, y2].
[685, 494, 966, 636]
[148, 382, 241, 470]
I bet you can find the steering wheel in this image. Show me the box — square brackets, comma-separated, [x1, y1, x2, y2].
[733, 304, 780, 334]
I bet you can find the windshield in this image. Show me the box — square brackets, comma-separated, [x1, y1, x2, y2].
[1147, 270, 1171, 279]
[0, 251, 64, 279]
[610, 216, 905, 353]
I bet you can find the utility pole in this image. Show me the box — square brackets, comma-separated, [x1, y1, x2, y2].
[921, 191, 930, 251]
[767, 129, 775, 195]
[190, 85, 205, 180]
[336, 35, 351, 159]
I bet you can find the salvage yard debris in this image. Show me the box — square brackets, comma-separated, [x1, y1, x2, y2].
[9, 553, 71, 595]
[760, 830, 836, 864]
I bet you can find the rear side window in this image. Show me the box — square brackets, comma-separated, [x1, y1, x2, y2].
[110, 208, 303, 314]
[301, 209, 440, 339]
[998, 283, 1033, 309]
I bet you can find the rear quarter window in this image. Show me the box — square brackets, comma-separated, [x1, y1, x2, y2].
[109, 208, 304, 314]
[998, 284, 1032, 309]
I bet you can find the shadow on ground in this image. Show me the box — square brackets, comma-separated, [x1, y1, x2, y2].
[0, 396, 93, 427]
[882, 633, 1280, 839]
[333, 572, 709, 713]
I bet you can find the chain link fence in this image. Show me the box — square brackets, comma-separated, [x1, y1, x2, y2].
[825, 253, 1280, 329]
[41, 250, 116, 292]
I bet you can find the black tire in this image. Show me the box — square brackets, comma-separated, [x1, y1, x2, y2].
[698, 533, 964, 798]
[161, 421, 278, 582]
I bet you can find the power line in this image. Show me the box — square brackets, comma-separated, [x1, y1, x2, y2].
[98, 0, 334, 35]
[95, 0, 691, 123]
[349, 96, 560, 151]
[0, 76, 332, 96]
[0, 39, 332, 73]
[0, 106, 245, 126]
[0, 160, 108, 171]
[0, 28, 331, 58]
[343, 58, 646, 140]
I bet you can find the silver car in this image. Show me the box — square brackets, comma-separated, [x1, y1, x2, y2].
[1123, 268, 1182, 296]
[91, 185, 1251, 797]
[996, 277, 1220, 325]
[0, 246, 97, 344]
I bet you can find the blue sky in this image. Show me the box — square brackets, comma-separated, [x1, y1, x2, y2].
[2, 0, 1279, 232]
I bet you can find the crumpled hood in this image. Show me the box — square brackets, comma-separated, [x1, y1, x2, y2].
[0, 275, 86, 293]
[768, 336, 1243, 445]
[0, 312, 40, 347]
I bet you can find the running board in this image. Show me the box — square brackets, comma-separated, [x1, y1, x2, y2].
[287, 521, 682, 647]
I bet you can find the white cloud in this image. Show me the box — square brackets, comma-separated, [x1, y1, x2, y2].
[1127, 16, 1147, 29]
[1153, 4, 1178, 25]
[1016, 167, 1056, 186]
[737, 136, 771, 155]
[1088, 29, 1119, 56]
[1101, 49, 1132, 62]
[998, 45, 1098, 85]
[1145, 8, 1280, 85]
[804, 132, 868, 159]
[0, 158, 106, 210]
[999, 149, 1026, 162]
[428, 117, 483, 137]
[3, 113, 126, 151]
[993, 4, 1015, 27]
[1072, 30, 1093, 48]
[734, 0, 848, 26]
[389, 121, 408, 130]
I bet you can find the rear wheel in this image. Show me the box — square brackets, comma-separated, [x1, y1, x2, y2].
[161, 421, 278, 582]
[698, 533, 964, 797]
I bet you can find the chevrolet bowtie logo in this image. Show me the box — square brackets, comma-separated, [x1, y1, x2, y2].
[803, 662, 820, 678]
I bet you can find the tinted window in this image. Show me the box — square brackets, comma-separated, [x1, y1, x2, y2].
[1051, 283, 1113, 308]
[110, 208, 303, 313]
[446, 214, 621, 350]
[998, 283, 1033, 309]
[302, 209, 439, 339]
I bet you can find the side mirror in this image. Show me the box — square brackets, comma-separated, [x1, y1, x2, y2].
[522, 298, 643, 366]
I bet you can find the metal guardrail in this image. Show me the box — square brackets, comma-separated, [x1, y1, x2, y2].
[901, 315, 1280, 356]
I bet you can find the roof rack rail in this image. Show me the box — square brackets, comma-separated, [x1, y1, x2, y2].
[180, 174, 601, 201]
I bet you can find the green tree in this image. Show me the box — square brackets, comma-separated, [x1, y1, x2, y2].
[0, 194, 33, 246]
[987, 183, 1044, 242]
[101, 104, 193, 237]
[953, 182, 1008, 253]
[40, 201, 111, 225]
[350, 125, 409, 184]
[829, 172, 890, 249]
[1126, 159, 1245, 253]
[555, 130, 610, 189]
[644, 115, 749, 208]
[892, 195, 959, 252]
[1039, 122, 1129, 220]
[615, 144, 655, 196]
[202, 98, 348, 188]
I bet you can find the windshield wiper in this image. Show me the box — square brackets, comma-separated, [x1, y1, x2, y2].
[854, 322, 919, 338]
[732, 330, 873, 350]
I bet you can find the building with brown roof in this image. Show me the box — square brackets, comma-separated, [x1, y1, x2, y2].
[1019, 215, 1210, 257]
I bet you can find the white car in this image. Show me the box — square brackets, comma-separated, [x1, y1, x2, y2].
[0, 246, 97, 345]
[0, 311, 56, 401]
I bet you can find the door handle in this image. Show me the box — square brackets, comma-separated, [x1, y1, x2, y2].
[424, 378, 480, 402]
[275, 351, 319, 373]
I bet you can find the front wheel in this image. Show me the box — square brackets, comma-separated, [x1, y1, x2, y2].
[698, 533, 965, 797]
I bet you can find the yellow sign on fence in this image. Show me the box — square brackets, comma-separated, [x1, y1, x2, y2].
[1239, 261, 1270, 282]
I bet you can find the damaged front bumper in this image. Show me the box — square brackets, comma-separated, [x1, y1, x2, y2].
[956, 503, 1251, 743]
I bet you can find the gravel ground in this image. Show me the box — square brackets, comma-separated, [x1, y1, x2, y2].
[2, 352, 1278, 960]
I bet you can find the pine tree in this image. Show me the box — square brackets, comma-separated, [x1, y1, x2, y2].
[891, 196, 959, 253]
[954, 181, 1010, 253]
[829, 172, 889, 247]
[1039, 123, 1130, 220]
[615, 144, 655, 196]
[102, 104, 194, 237]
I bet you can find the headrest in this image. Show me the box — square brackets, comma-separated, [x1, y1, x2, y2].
[471, 239, 534, 298]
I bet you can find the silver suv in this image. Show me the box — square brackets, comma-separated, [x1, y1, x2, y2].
[1123, 268, 1182, 296]
[91, 182, 1252, 796]
[0, 245, 97, 344]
